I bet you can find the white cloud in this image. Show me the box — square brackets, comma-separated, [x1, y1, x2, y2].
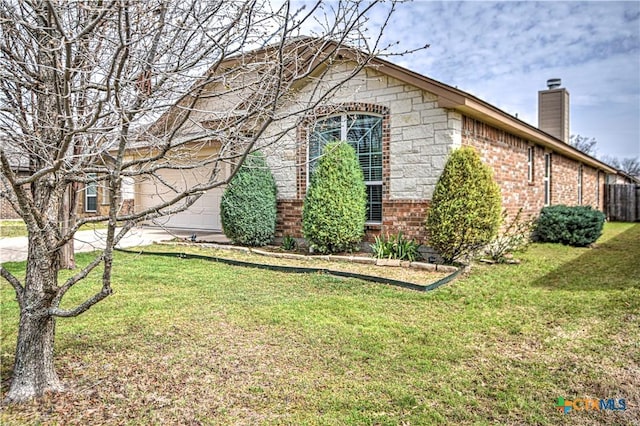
[372, 0, 640, 159]
[286, 0, 639, 158]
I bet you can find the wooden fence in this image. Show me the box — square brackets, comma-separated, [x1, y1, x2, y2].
[605, 184, 640, 222]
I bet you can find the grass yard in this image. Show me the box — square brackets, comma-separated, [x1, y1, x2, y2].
[136, 244, 452, 287]
[1, 223, 638, 425]
[0, 220, 108, 238]
[0, 221, 27, 238]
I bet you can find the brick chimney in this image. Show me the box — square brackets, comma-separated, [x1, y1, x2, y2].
[538, 78, 570, 143]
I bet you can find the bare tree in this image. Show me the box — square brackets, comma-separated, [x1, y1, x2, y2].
[569, 134, 597, 156]
[600, 155, 640, 178]
[0, 0, 405, 403]
[618, 157, 640, 178]
[568, 135, 639, 178]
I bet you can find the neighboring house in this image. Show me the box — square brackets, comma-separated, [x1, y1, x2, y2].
[607, 171, 640, 185]
[0, 140, 135, 220]
[0, 142, 29, 220]
[75, 174, 136, 218]
[138, 40, 618, 243]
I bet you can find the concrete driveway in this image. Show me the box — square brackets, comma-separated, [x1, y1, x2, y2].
[0, 227, 229, 263]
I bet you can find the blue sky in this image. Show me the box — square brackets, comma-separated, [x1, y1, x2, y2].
[366, 0, 640, 160]
[327, 0, 639, 161]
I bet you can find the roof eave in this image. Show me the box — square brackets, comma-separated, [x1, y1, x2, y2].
[453, 97, 617, 174]
[370, 58, 617, 174]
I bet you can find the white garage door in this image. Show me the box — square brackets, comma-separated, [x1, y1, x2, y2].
[137, 167, 225, 231]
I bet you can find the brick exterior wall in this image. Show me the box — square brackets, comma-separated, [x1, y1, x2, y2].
[1, 183, 107, 220]
[0, 172, 28, 219]
[381, 200, 430, 241]
[0, 197, 20, 219]
[270, 64, 607, 247]
[276, 199, 430, 243]
[1, 186, 135, 221]
[276, 199, 304, 237]
[552, 154, 579, 205]
[75, 184, 135, 219]
[75, 183, 108, 218]
[462, 116, 604, 220]
[120, 199, 135, 216]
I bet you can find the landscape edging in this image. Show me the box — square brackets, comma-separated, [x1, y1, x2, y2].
[117, 242, 462, 292]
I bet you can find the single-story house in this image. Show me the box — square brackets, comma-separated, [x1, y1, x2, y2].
[1, 39, 624, 240]
[129, 39, 618, 243]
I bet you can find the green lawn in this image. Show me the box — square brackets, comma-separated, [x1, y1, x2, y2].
[0, 220, 108, 238]
[0, 221, 27, 238]
[1, 223, 638, 425]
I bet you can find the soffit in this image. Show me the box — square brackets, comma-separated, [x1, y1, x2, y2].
[368, 57, 616, 173]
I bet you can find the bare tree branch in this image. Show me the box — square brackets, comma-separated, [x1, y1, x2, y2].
[0, 0, 416, 402]
[0, 266, 24, 309]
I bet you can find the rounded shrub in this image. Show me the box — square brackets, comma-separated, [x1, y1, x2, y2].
[425, 146, 502, 264]
[220, 151, 277, 246]
[302, 141, 367, 254]
[533, 205, 605, 246]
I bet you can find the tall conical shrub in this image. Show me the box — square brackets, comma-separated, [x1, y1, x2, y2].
[302, 141, 367, 253]
[425, 146, 502, 263]
[220, 151, 277, 246]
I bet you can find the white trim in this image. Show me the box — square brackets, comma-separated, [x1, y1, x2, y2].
[85, 174, 98, 212]
[527, 145, 534, 183]
[544, 153, 552, 206]
[100, 183, 110, 205]
[121, 176, 135, 200]
[577, 165, 583, 205]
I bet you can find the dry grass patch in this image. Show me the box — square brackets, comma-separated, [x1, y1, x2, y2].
[1, 223, 638, 425]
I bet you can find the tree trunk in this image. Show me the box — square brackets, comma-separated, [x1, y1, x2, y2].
[4, 238, 63, 403]
[4, 309, 62, 403]
[59, 186, 76, 270]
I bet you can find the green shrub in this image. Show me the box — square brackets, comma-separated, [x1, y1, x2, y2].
[302, 141, 367, 254]
[425, 146, 502, 264]
[370, 232, 421, 262]
[220, 152, 277, 246]
[533, 205, 605, 246]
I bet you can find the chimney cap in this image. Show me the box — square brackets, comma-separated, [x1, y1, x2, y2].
[547, 78, 562, 89]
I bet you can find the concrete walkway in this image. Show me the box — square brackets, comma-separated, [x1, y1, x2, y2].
[0, 227, 229, 263]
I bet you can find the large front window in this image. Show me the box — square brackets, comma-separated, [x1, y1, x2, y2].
[309, 113, 383, 223]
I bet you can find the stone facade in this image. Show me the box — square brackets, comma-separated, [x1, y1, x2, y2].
[269, 63, 460, 242]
